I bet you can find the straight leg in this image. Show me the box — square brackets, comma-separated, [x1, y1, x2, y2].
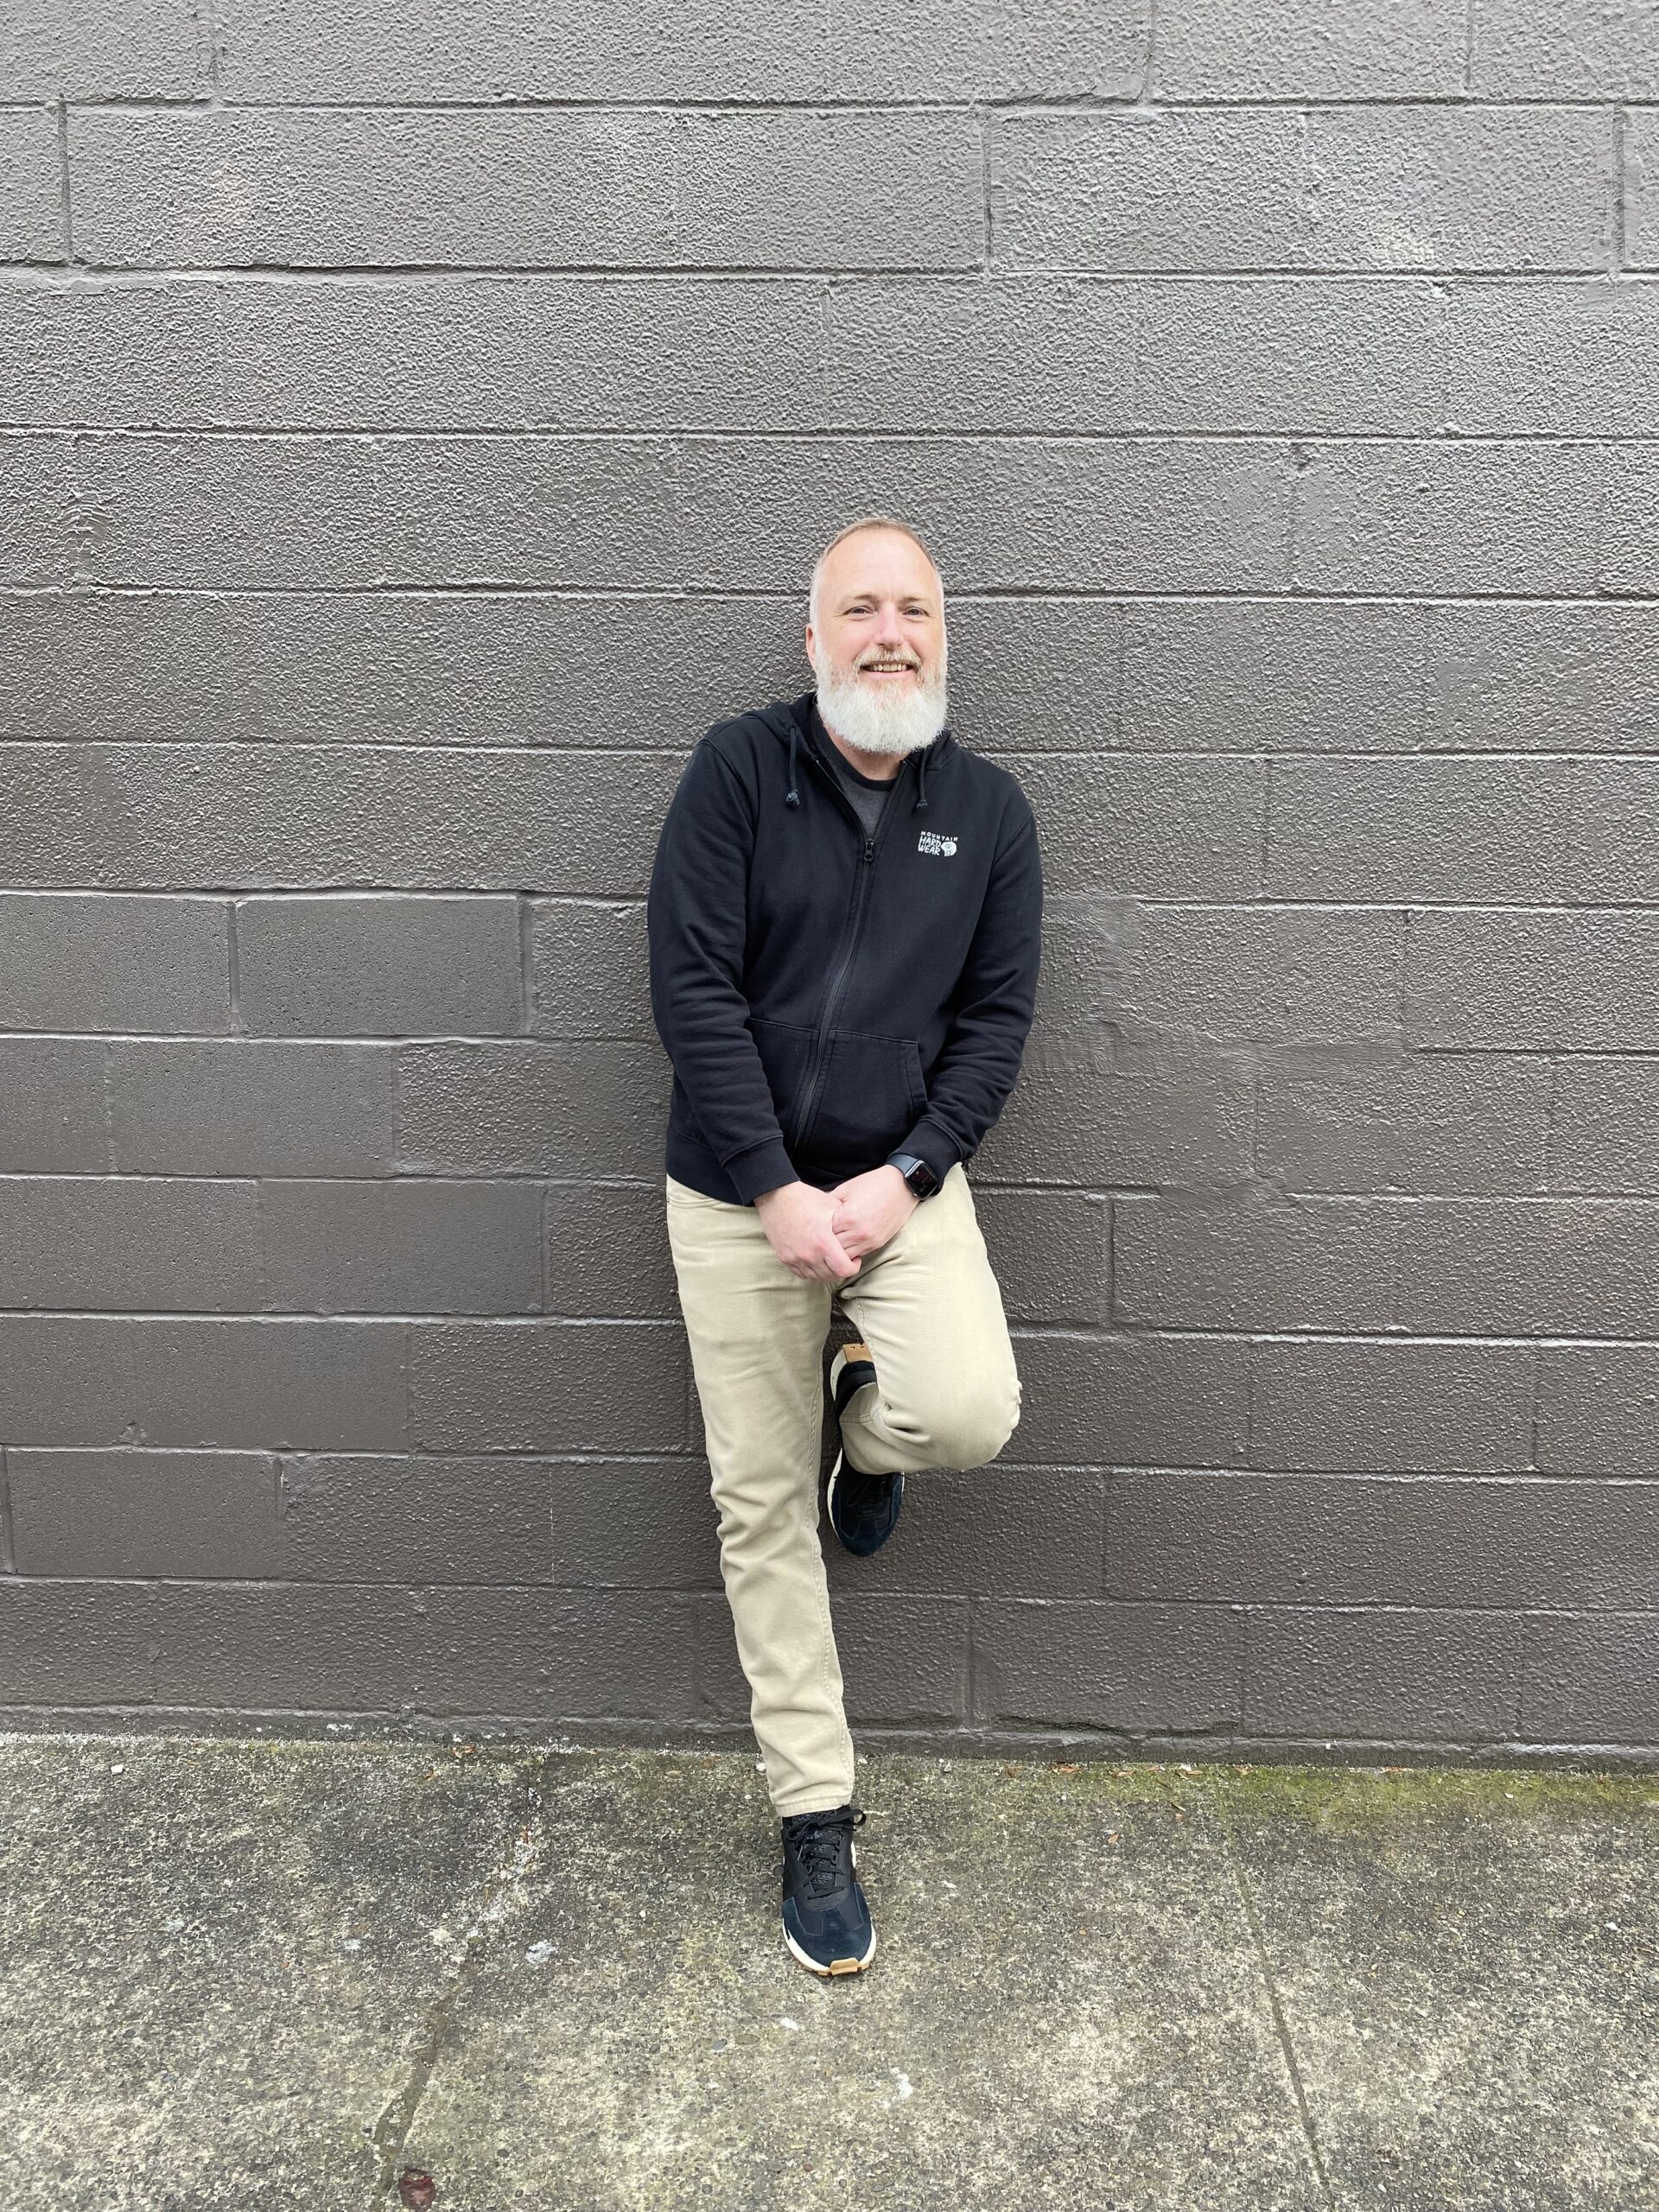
[664, 1174, 854, 1817]
[835, 1163, 1021, 1475]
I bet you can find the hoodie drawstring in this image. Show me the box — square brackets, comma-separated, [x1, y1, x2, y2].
[785, 722, 801, 807]
[784, 715, 933, 812]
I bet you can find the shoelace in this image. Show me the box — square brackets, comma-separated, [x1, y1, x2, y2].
[785, 1807, 868, 1898]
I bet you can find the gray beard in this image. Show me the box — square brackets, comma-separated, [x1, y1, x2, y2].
[811, 656, 949, 759]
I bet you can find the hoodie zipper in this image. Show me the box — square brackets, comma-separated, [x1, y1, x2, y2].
[785, 749, 908, 1156]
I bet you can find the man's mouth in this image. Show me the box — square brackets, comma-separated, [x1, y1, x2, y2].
[858, 658, 918, 677]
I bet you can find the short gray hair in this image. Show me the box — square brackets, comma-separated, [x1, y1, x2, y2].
[807, 514, 945, 631]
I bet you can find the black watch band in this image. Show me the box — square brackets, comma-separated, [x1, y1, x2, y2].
[887, 1151, 941, 1199]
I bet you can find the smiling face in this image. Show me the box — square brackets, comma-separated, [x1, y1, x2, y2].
[805, 524, 949, 759]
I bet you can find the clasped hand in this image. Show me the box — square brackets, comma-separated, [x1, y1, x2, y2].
[753, 1166, 918, 1283]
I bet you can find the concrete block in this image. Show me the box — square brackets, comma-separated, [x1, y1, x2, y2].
[1405, 911, 1659, 1051]
[0, 0, 207, 97]
[972, 1599, 1244, 1731]
[1296, 442, 1603, 594]
[10, 1448, 281, 1577]
[410, 1319, 687, 1452]
[0, 280, 223, 430]
[0, 893, 229, 1033]
[1470, 2, 1659, 96]
[129, 1318, 410, 1450]
[0, 1175, 259, 1312]
[210, 589, 804, 751]
[0, 1581, 155, 1706]
[219, 276, 826, 432]
[374, 435, 680, 588]
[263, 1180, 543, 1315]
[1306, 106, 1616, 272]
[544, 1183, 677, 1319]
[1136, 279, 1444, 432]
[676, 112, 982, 270]
[548, 1458, 720, 1589]
[0, 433, 75, 584]
[422, 1587, 703, 1720]
[0, 110, 60, 259]
[0, 744, 678, 894]
[0, 1037, 107, 1171]
[1395, 1199, 1659, 1338]
[680, 435, 1294, 594]
[0, 1316, 137, 1443]
[1250, 1338, 1537, 1472]
[1115, 1194, 1398, 1332]
[1107, 904, 1403, 1048]
[235, 895, 522, 1039]
[827, 277, 1137, 433]
[530, 900, 651, 1040]
[279, 1453, 554, 1582]
[979, 1027, 1257, 1190]
[79, 432, 678, 588]
[1257, 1048, 1554, 1195]
[1005, 1332, 1252, 1466]
[974, 1187, 1107, 1325]
[397, 1042, 668, 1177]
[829, 0, 1145, 99]
[995, 108, 1306, 271]
[1011, 754, 1263, 899]
[944, 599, 1124, 751]
[1243, 1607, 1522, 1742]
[1624, 108, 1659, 268]
[1535, 1345, 1659, 1477]
[1263, 757, 1577, 902]
[1107, 1471, 1659, 1610]
[1550, 1059, 1659, 1193]
[1446, 281, 1659, 435]
[1522, 1614, 1659, 1745]
[1154, 0, 1465, 97]
[217, 0, 832, 101]
[71, 109, 679, 268]
[831, 1594, 970, 1725]
[149, 1583, 435, 1711]
[1422, 601, 1659, 750]
[1024, 893, 1135, 1031]
[108, 1040, 395, 1177]
[1121, 600, 1424, 753]
[0, 587, 234, 743]
[822, 1466, 1107, 1599]
[1601, 444, 1659, 591]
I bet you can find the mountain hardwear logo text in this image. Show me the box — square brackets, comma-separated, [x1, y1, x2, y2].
[918, 830, 958, 856]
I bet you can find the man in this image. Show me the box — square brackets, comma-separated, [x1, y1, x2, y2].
[646, 515, 1044, 1977]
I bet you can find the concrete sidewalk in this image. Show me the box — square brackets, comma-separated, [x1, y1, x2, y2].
[1, 1735, 1654, 2210]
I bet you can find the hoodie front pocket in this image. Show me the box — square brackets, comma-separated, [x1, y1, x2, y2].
[808, 1028, 925, 1171]
[747, 1015, 817, 1129]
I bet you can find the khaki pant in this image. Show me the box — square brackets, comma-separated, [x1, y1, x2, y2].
[665, 1163, 1021, 1816]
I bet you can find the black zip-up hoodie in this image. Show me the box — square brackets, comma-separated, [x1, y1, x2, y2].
[646, 687, 1044, 1205]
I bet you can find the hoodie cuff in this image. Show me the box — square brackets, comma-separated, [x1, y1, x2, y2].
[722, 1135, 800, 1205]
[895, 1119, 961, 1192]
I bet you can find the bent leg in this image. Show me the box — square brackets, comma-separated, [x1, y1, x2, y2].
[836, 1163, 1022, 1475]
[664, 1175, 853, 1817]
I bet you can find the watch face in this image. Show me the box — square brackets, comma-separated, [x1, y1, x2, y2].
[907, 1160, 938, 1197]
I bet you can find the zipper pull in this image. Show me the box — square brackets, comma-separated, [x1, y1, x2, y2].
[863, 838, 875, 864]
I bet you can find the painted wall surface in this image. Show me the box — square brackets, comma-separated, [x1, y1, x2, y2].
[1, 0, 1656, 1759]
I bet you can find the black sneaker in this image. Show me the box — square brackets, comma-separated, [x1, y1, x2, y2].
[779, 1804, 875, 1976]
[827, 1343, 905, 1557]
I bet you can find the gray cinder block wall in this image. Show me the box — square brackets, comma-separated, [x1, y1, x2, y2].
[1, 0, 1656, 1764]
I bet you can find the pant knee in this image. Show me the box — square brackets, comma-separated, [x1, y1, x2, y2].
[924, 1388, 1020, 1471]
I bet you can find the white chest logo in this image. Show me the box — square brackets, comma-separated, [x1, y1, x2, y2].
[918, 830, 958, 857]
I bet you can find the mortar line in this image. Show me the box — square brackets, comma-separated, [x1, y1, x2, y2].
[1212, 1789, 1338, 2208]
[1462, 0, 1475, 97]
[0, 1446, 16, 1574]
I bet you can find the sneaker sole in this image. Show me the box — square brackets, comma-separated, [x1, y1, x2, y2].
[782, 1920, 878, 1977]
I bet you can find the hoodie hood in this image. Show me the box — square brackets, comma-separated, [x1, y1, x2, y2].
[756, 688, 950, 816]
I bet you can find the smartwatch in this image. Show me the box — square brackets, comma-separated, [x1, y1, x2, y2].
[887, 1151, 941, 1200]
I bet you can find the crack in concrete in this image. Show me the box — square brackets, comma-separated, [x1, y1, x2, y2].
[1211, 1784, 1338, 2209]
[366, 1751, 555, 2208]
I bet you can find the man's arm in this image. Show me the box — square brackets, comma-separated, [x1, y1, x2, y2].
[894, 791, 1044, 1187]
[646, 737, 798, 1203]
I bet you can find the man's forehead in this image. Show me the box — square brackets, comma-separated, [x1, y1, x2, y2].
[818, 532, 941, 602]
